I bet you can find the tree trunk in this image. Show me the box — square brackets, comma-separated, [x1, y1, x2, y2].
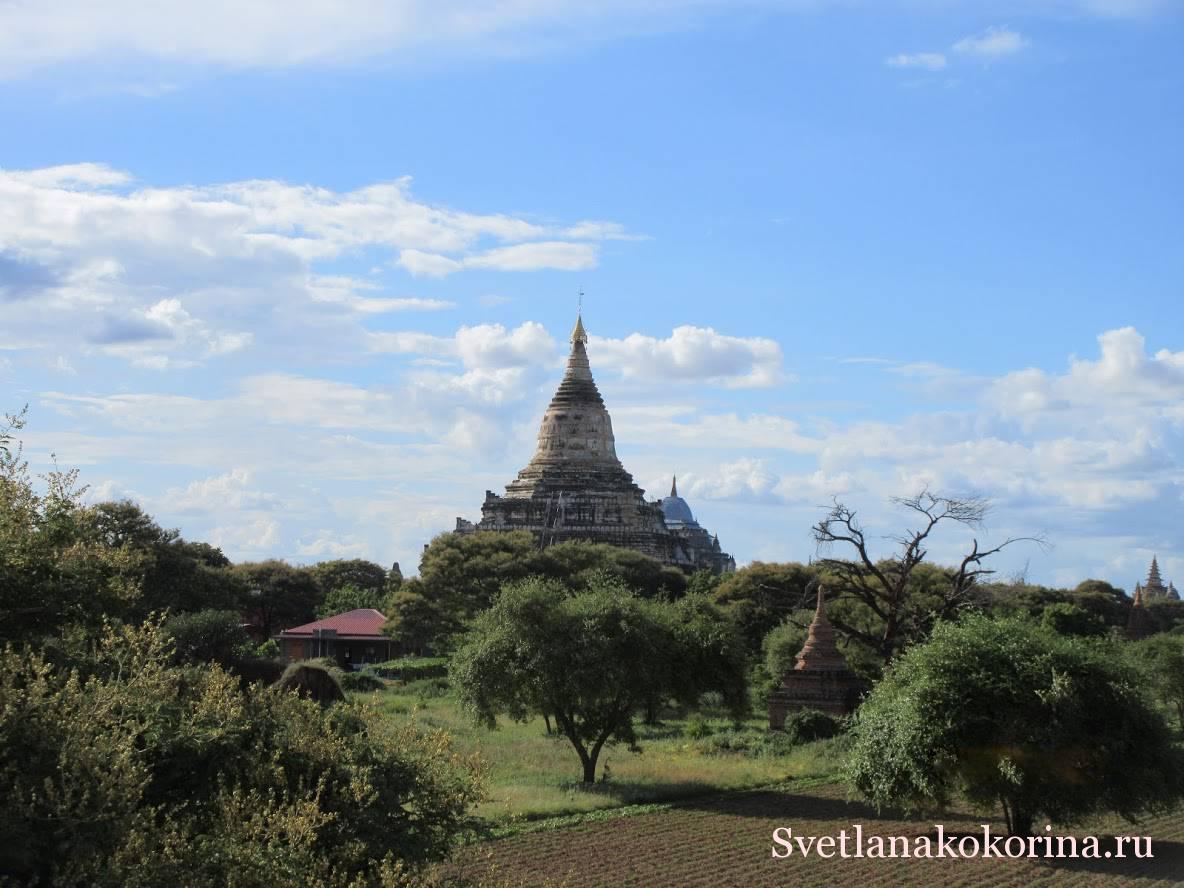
[582, 754, 598, 784]
[543, 713, 553, 734]
[1002, 798, 1033, 837]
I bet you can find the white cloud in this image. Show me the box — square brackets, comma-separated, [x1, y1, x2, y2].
[0, 164, 633, 369]
[953, 26, 1029, 58]
[0, 2, 1152, 78]
[160, 468, 280, 513]
[398, 241, 599, 277]
[208, 517, 281, 554]
[308, 275, 455, 313]
[886, 52, 947, 70]
[591, 325, 785, 388]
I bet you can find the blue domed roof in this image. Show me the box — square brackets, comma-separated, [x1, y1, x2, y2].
[661, 495, 695, 525]
[659, 475, 698, 527]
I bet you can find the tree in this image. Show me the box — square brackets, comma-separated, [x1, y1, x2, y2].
[451, 577, 747, 783]
[316, 583, 387, 619]
[813, 490, 1042, 663]
[762, 616, 810, 680]
[383, 579, 464, 656]
[93, 500, 243, 617]
[0, 619, 484, 885]
[307, 559, 388, 599]
[1040, 601, 1107, 637]
[404, 532, 692, 653]
[846, 615, 1184, 836]
[233, 560, 321, 638]
[163, 609, 253, 665]
[1133, 633, 1184, 726]
[1, 423, 144, 643]
[712, 561, 819, 651]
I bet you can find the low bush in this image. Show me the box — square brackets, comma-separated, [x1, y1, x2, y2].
[276, 661, 346, 704]
[372, 656, 449, 681]
[405, 676, 451, 699]
[782, 708, 841, 744]
[695, 728, 795, 758]
[339, 669, 386, 693]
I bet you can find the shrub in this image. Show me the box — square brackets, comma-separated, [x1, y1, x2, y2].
[695, 728, 795, 758]
[0, 620, 485, 885]
[255, 637, 280, 658]
[405, 676, 452, 699]
[276, 661, 345, 704]
[372, 656, 450, 681]
[685, 714, 713, 739]
[782, 708, 840, 744]
[339, 669, 386, 693]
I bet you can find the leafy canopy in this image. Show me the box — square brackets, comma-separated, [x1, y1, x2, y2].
[451, 576, 747, 783]
[846, 614, 1184, 835]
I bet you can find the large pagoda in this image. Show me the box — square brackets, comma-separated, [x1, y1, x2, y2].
[455, 313, 734, 573]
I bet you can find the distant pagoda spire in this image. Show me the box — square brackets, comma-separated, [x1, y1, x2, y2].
[671, 475, 678, 497]
[1149, 556, 1164, 585]
[1142, 555, 1170, 599]
[794, 585, 850, 672]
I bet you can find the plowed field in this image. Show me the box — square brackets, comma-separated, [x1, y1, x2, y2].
[448, 782, 1184, 887]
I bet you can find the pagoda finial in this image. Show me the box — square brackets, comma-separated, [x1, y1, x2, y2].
[570, 309, 587, 345]
[671, 475, 678, 497]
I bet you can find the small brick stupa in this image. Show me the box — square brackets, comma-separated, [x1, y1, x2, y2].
[1126, 586, 1155, 641]
[768, 585, 866, 727]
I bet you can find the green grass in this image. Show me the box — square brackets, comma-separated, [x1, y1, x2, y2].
[365, 686, 843, 823]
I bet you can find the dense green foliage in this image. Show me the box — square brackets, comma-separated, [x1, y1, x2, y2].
[232, 559, 323, 638]
[371, 656, 450, 681]
[1133, 633, 1184, 726]
[451, 577, 747, 783]
[0, 621, 484, 886]
[163, 608, 254, 665]
[847, 615, 1184, 835]
[761, 614, 810, 680]
[307, 558, 388, 598]
[316, 582, 389, 619]
[712, 561, 818, 651]
[386, 532, 689, 652]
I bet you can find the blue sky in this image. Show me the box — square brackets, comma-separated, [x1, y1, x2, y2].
[2, 0, 1182, 589]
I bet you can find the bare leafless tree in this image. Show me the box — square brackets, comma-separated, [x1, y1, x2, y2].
[811, 489, 1047, 664]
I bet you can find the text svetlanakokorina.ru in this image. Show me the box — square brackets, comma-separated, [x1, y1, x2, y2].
[771, 825, 1152, 860]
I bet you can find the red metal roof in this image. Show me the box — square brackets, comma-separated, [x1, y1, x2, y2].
[280, 608, 388, 638]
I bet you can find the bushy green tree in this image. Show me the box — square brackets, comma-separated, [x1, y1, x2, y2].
[1132, 633, 1184, 726]
[233, 560, 322, 638]
[163, 609, 253, 665]
[0, 620, 484, 885]
[451, 577, 747, 783]
[307, 558, 388, 597]
[93, 500, 243, 617]
[762, 615, 810, 680]
[0, 428, 144, 644]
[316, 582, 388, 618]
[713, 561, 819, 651]
[847, 615, 1184, 836]
[1040, 601, 1107, 637]
[396, 532, 694, 653]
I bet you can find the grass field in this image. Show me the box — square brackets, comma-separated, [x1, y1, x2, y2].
[368, 683, 840, 823]
[368, 681, 1184, 886]
[443, 782, 1184, 887]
